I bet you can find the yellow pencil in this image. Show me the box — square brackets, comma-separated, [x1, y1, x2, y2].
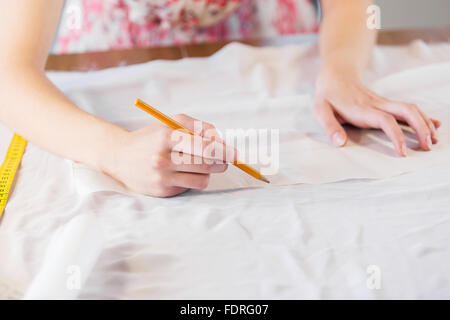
[134, 99, 270, 184]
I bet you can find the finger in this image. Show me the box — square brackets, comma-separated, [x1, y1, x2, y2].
[156, 187, 189, 198]
[173, 114, 223, 142]
[365, 110, 407, 157]
[335, 113, 345, 124]
[432, 119, 441, 129]
[172, 113, 198, 132]
[312, 98, 347, 147]
[418, 109, 440, 144]
[170, 172, 210, 190]
[417, 109, 438, 143]
[377, 101, 432, 151]
[167, 130, 238, 163]
[170, 152, 228, 173]
[172, 113, 231, 156]
[201, 122, 224, 142]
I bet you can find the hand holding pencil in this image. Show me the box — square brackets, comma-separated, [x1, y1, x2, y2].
[101, 100, 252, 197]
[134, 99, 269, 184]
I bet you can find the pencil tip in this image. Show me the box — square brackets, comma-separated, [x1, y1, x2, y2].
[260, 176, 270, 184]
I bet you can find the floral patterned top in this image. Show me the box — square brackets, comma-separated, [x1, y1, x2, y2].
[53, 0, 319, 54]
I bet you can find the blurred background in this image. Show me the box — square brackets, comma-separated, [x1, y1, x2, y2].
[373, 0, 450, 29]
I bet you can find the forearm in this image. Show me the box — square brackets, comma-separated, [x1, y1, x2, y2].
[319, 0, 377, 79]
[0, 65, 127, 171]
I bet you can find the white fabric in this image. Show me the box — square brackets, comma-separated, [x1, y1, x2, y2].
[23, 214, 104, 300]
[1, 40, 450, 299]
[69, 56, 450, 193]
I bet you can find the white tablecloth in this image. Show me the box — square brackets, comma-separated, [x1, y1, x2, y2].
[1, 40, 450, 299]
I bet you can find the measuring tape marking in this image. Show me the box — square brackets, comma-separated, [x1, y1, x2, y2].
[0, 134, 27, 218]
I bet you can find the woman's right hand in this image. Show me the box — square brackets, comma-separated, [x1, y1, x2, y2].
[101, 114, 237, 197]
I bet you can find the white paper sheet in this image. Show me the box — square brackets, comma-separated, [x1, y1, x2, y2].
[66, 44, 450, 194]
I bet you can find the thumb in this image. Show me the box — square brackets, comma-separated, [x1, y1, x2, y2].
[312, 98, 347, 147]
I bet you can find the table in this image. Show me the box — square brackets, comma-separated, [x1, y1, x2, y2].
[4, 26, 450, 300]
[45, 27, 450, 72]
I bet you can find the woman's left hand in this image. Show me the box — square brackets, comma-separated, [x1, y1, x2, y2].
[313, 66, 441, 157]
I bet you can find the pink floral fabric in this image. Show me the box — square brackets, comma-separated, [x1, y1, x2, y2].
[53, 0, 319, 54]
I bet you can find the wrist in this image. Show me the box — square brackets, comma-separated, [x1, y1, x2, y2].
[320, 62, 361, 82]
[95, 124, 129, 177]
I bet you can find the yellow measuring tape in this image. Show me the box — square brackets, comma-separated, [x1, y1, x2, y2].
[0, 134, 27, 218]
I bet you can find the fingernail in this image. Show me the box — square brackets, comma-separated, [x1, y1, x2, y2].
[333, 132, 346, 147]
[427, 135, 432, 149]
[431, 122, 438, 140]
[401, 143, 408, 157]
